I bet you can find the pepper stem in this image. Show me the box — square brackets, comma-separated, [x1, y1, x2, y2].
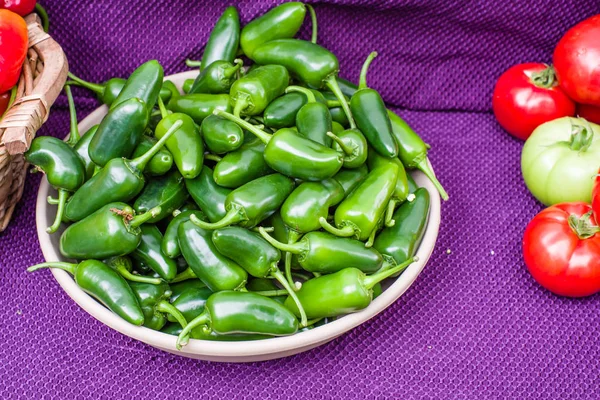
[190, 207, 244, 230]
[284, 252, 294, 293]
[129, 207, 162, 228]
[365, 226, 377, 248]
[213, 109, 273, 144]
[156, 300, 188, 328]
[157, 96, 168, 119]
[569, 119, 594, 152]
[324, 76, 356, 129]
[223, 59, 244, 79]
[129, 119, 183, 172]
[362, 257, 417, 290]
[384, 199, 398, 228]
[272, 269, 308, 327]
[171, 267, 197, 283]
[258, 227, 303, 254]
[285, 86, 316, 103]
[416, 158, 449, 201]
[233, 95, 249, 118]
[307, 4, 318, 44]
[34, 3, 49, 32]
[358, 51, 378, 91]
[46, 189, 69, 234]
[64, 85, 80, 146]
[66, 72, 104, 95]
[327, 132, 354, 156]
[185, 59, 203, 68]
[204, 154, 222, 163]
[27, 262, 77, 275]
[251, 289, 289, 297]
[176, 312, 210, 350]
[116, 265, 162, 285]
[567, 211, 600, 240]
[318, 217, 355, 237]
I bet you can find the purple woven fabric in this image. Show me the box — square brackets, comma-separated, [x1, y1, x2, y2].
[2, 0, 600, 398]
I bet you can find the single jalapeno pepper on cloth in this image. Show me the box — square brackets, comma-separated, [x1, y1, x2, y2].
[212, 138, 272, 188]
[28, 260, 145, 326]
[64, 121, 181, 221]
[328, 129, 368, 169]
[332, 164, 369, 198]
[129, 281, 188, 330]
[178, 220, 247, 292]
[60, 202, 161, 259]
[185, 166, 231, 222]
[374, 188, 430, 267]
[215, 109, 343, 181]
[350, 52, 398, 158]
[198, 6, 240, 71]
[285, 86, 332, 147]
[368, 148, 410, 227]
[89, 98, 149, 167]
[133, 170, 189, 223]
[25, 137, 85, 233]
[201, 114, 244, 154]
[73, 125, 99, 181]
[176, 290, 298, 349]
[240, 2, 306, 58]
[321, 91, 349, 127]
[131, 136, 174, 177]
[130, 225, 178, 281]
[170, 279, 207, 303]
[259, 228, 386, 274]
[190, 173, 294, 230]
[167, 94, 232, 124]
[103, 256, 162, 285]
[387, 110, 449, 200]
[168, 285, 212, 323]
[284, 257, 417, 319]
[162, 210, 206, 259]
[320, 162, 399, 246]
[189, 59, 243, 95]
[110, 60, 164, 110]
[229, 64, 289, 117]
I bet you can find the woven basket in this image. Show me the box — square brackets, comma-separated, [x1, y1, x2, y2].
[0, 14, 68, 232]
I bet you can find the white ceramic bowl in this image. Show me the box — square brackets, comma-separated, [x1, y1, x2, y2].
[35, 71, 441, 362]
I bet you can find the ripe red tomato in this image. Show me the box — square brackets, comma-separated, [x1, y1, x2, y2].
[523, 202, 600, 297]
[593, 170, 600, 222]
[553, 15, 600, 106]
[492, 63, 575, 140]
[577, 103, 600, 124]
[0, 1, 36, 16]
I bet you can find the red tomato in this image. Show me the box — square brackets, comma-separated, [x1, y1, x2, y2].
[593, 170, 600, 222]
[0, 90, 11, 116]
[577, 103, 600, 124]
[492, 63, 575, 140]
[523, 202, 600, 297]
[0, 0, 36, 17]
[0, 9, 28, 93]
[553, 15, 600, 106]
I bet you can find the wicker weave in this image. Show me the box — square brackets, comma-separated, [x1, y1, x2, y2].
[0, 14, 68, 232]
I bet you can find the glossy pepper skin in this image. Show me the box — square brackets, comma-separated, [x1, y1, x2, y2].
[133, 170, 189, 223]
[162, 210, 206, 259]
[240, 2, 306, 58]
[73, 125, 99, 180]
[110, 60, 164, 111]
[213, 138, 272, 188]
[167, 94, 232, 124]
[368, 148, 410, 226]
[178, 220, 247, 292]
[0, 9, 27, 93]
[177, 291, 299, 349]
[350, 52, 398, 158]
[155, 113, 203, 179]
[131, 136, 174, 177]
[321, 91, 350, 127]
[229, 64, 289, 117]
[374, 188, 430, 266]
[199, 6, 240, 71]
[332, 165, 369, 198]
[131, 225, 178, 281]
[170, 279, 207, 303]
[320, 162, 399, 245]
[189, 59, 243, 95]
[60, 202, 160, 260]
[201, 114, 244, 154]
[263, 92, 307, 129]
[190, 173, 295, 230]
[129, 281, 188, 330]
[89, 98, 149, 167]
[286, 86, 332, 147]
[169, 285, 213, 322]
[28, 260, 145, 326]
[185, 166, 231, 222]
[215, 110, 343, 181]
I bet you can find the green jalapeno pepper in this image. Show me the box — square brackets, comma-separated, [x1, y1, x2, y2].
[285, 85, 332, 146]
[177, 290, 298, 349]
[28, 260, 145, 326]
[215, 109, 343, 181]
[110, 60, 164, 111]
[212, 138, 272, 188]
[246, 278, 286, 304]
[240, 2, 306, 58]
[198, 6, 240, 71]
[406, 172, 419, 193]
[167, 94, 232, 124]
[161, 80, 180, 105]
[133, 170, 189, 223]
[131, 136, 174, 177]
[201, 114, 244, 154]
[331, 121, 344, 134]
[229, 64, 289, 117]
[263, 92, 306, 129]
[168, 285, 213, 323]
[170, 279, 207, 302]
[162, 210, 206, 259]
[350, 52, 398, 158]
[60, 202, 160, 259]
[129, 281, 188, 330]
[373, 188, 430, 267]
[321, 91, 349, 127]
[103, 256, 162, 285]
[182, 79, 194, 94]
[320, 162, 399, 246]
[161, 323, 183, 336]
[284, 257, 416, 319]
[266, 210, 291, 244]
[185, 166, 231, 222]
[332, 164, 369, 198]
[189, 59, 243, 95]
[178, 220, 247, 292]
[190, 173, 294, 230]
[334, 77, 359, 98]
[64, 120, 181, 221]
[130, 225, 178, 281]
[73, 125, 98, 181]
[328, 129, 368, 169]
[387, 110, 448, 200]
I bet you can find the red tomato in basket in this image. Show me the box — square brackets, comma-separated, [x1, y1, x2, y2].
[0, 0, 36, 16]
[492, 63, 575, 140]
[0, 9, 28, 93]
[577, 103, 600, 124]
[523, 202, 600, 297]
[553, 15, 600, 106]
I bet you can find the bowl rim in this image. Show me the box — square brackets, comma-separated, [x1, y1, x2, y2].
[35, 70, 441, 358]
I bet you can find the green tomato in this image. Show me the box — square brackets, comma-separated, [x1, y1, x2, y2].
[521, 116, 600, 206]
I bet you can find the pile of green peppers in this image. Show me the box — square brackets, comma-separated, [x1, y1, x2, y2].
[27, 2, 446, 350]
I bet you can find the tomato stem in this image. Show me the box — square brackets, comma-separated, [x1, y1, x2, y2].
[530, 65, 556, 88]
[568, 211, 600, 240]
[569, 119, 594, 152]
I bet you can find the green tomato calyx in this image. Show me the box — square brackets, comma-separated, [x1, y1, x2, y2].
[530, 65, 556, 89]
[567, 211, 600, 240]
[569, 120, 594, 152]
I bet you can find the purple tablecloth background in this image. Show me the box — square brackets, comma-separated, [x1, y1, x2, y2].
[2, 1, 600, 398]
